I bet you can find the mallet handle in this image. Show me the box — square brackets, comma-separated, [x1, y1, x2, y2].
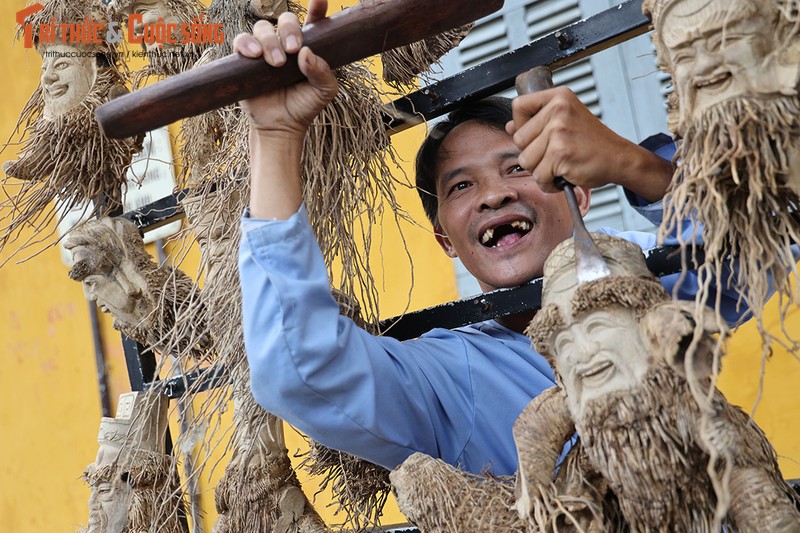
[96, 0, 505, 139]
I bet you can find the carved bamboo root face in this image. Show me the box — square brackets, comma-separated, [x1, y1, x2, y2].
[38, 43, 97, 118]
[528, 235, 670, 421]
[646, 0, 800, 137]
[65, 218, 154, 330]
[643, 0, 800, 334]
[83, 392, 171, 533]
[65, 217, 212, 359]
[528, 234, 800, 530]
[2, 1, 141, 250]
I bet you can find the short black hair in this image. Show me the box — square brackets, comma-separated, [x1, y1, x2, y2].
[415, 96, 513, 226]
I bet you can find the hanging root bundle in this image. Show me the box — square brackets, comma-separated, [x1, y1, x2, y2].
[214, 458, 327, 533]
[65, 217, 213, 362]
[380, 24, 474, 89]
[390, 453, 526, 533]
[1, 67, 142, 257]
[299, 442, 391, 532]
[661, 95, 800, 340]
[302, 59, 410, 323]
[176, 5, 414, 527]
[214, 377, 327, 533]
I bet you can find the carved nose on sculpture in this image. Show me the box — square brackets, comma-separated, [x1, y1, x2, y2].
[690, 43, 721, 79]
[42, 67, 58, 85]
[563, 342, 593, 367]
[83, 285, 96, 302]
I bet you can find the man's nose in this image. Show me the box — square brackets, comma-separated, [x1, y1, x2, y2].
[479, 176, 518, 210]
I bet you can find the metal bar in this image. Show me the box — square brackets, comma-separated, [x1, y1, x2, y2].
[153, 244, 689, 397]
[120, 187, 187, 233]
[147, 365, 229, 400]
[383, 0, 649, 133]
[379, 243, 688, 340]
[121, 335, 157, 391]
[87, 302, 112, 417]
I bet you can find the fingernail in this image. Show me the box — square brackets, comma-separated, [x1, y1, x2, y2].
[246, 42, 261, 56]
[285, 35, 299, 51]
[271, 49, 285, 65]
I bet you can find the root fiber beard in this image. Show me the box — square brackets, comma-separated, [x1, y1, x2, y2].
[577, 361, 796, 532]
[1, 68, 142, 253]
[661, 95, 800, 335]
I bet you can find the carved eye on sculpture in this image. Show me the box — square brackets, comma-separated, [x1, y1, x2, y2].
[83, 275, 101, 291]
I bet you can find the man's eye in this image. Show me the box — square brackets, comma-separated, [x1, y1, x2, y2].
[449, 181, 471, 194]
[509, 164, 526, 174]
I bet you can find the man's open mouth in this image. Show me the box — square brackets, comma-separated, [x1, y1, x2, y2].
[480, 220, 532, 247]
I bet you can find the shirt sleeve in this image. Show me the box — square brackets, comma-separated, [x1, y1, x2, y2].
[238, 206, 474, 470]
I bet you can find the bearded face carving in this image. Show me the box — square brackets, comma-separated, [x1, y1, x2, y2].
[551, 308, 651, 421]
[65, 217, 213, 360]
[65, 218, 155, 333]
[643, 0, 800, 337]
[82, 392, 186, 533]
[526, 234, 800, 531]
[656, 0, 800, 136]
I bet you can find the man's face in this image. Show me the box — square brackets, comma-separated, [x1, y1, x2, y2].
[433, 122, 580, 292]
[660, 1, 789, 134]
[553, 308, 650, 421]
[40, 44, 96, 118]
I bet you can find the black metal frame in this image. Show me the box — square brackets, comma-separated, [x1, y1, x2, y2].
[121, 0, 654, 397]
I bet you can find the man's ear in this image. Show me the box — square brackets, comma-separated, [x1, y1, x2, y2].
[434, 225, 458, 258]
[574, 186, 591, 217]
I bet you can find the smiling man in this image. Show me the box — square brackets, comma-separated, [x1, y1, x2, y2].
[236, 0, 752, 476]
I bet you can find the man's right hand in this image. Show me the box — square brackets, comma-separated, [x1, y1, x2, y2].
[232, 0, 339, 140]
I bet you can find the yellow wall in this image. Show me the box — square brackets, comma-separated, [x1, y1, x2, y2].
[0, 1, 797, 531]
